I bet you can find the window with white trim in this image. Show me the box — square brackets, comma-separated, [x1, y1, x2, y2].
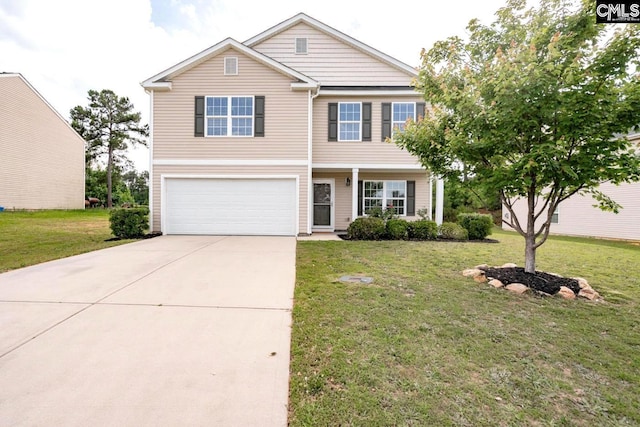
[392, 102, 416, 133]
[551, 206, 559, 224]
[339, 102, 361, 141]
[205, 96, 253, 137]
[364, 180, 407, 215]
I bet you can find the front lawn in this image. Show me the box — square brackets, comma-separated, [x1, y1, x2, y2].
[0, 210, 133, 273]
[290, 229, 640, 426]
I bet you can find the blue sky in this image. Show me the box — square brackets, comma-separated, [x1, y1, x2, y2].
[0, 0, 510, 171]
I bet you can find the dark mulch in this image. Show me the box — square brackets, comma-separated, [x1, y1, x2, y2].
[483, 267, 581, 295]
[105, 232, 163, 242]
[337, 234, 499, 243]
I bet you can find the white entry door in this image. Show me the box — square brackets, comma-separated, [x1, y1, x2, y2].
[312, 179, 334, 231]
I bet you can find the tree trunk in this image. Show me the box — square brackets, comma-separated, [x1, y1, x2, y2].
[525, 189, 536, 274]
[107, 145, 113, 208]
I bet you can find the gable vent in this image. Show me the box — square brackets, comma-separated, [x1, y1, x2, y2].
[224, 57, 238, 75]
[295, 37, 308, 54]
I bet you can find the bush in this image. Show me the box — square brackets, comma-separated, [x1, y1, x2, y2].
[457, 213, 493, 240]
[347, 217, 386, 240]
[438, 222, 469, 240]
[386, 219, 409, 240]
[366, 207, 398, 221]
[109, 207, 149, 238]
[407, 220, 438, 240]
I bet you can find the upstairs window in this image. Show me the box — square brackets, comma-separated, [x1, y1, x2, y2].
[295, 37, 308, 54]
[338, 102, 361, 141]
[392, 102, 416, 133]
[205, 96, 253, 137]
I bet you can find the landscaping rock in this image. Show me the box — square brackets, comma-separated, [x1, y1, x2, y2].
[574, 277, 590, 289]
[557, 286, 576, 300]
[489, 279, 504, 288]
[578, 287, 600, 301]
[462, 268, 484, 277]
[505, 283, 529, 294]
[501, 263, 517, 268]
[473, 273, 488, 283]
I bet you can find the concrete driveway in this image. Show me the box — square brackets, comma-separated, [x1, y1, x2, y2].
[0, 236, 296, 426]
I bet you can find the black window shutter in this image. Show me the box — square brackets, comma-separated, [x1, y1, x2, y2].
[362, 102, 372, 141]
[357, 180, 363, 216]
[328, 103, 338, 141]
[416, 102, 425, 120]
[381, 103, 391, 141]
[254, 96, 265, 137]
[194, 96, 205, 137]
[407, 181, 416, 216]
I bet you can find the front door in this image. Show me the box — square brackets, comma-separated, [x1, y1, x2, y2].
[313, 179, 334, 230]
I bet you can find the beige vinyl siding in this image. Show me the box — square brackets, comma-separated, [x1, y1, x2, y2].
[0, 75, 84, 209]
[313, 172, 430, 231]
[152, 47, 308, 161]
[252, 23, 415, 86]
[503, 181, 640, 241]
[313, 96, 425, 165]
[152, 165, 308, 234]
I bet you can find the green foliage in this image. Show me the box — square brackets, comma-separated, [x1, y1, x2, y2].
[366, 207, 398, 221]
[122, 170, 149, 205]
[438, 222, 469, 240]
[416, 208, 430, 220]
[109, 207, 149, 239]
[347, 217, 386, 240]
[394, 0, 640, 271]
[407, 220, 438, 240]
[386, 219, 409, 240]
[457, 213, 493, 240]
[71, 89, 148, 208]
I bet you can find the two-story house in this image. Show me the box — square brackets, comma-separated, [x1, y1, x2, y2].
[142, 13, 442, 236]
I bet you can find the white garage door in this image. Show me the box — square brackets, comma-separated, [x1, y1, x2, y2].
[164, 178, 297, 235]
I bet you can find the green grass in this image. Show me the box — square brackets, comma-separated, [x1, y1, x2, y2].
[290, 229, 640, 426]
[0, 210, 134, 272]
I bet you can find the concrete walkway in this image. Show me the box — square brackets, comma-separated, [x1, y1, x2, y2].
[0, 236, 295, 426]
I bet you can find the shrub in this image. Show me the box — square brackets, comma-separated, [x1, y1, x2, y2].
[347, 217, 386, 240]
[366, 207, 398, 221]
[386, 219, 409, 240]
[457, 213, 493, 240]
[416, 208, 431, 220]
[109, 207, 149, 238]
[438, 222, 469, 240]
[407, 220, 438, 240]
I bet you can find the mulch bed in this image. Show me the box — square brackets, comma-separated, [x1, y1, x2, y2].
[483, 267, 581, 295]
[337, 234, 499, 243]
[105, 232, 162, 242]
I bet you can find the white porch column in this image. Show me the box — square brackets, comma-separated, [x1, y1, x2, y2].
[435, 177, 444, 225]
[351, 168, 359, 222]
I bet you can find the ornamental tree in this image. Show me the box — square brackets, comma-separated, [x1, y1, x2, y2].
[71, 90, 148, 208]
[395, 0, 640, 273]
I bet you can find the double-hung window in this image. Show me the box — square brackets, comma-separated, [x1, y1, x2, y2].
[392, 102, 416, 133]
[363, 180, 407, 215]
[338, 102, 361, 141]
[205, 96, 253, 137]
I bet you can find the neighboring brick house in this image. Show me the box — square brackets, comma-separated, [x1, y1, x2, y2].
[0, 73, 85, 210]
[142, 13, 442, 235]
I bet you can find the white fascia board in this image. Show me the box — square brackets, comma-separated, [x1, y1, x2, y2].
[318, 90, 419, 97]
[141, 38, 317, 89]
[244, 13, 418, 77]
[154, 159, 308, 166]
[313, 163, 425, 170]
[291, 82, 319, 90]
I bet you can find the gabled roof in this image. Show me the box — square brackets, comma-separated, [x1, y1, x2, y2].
[244, 13, 418, 78]
[0, 72, 85, 144]
[141, 38, 318, 90]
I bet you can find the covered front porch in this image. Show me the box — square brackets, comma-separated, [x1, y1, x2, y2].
[309, 166, 444, 233]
